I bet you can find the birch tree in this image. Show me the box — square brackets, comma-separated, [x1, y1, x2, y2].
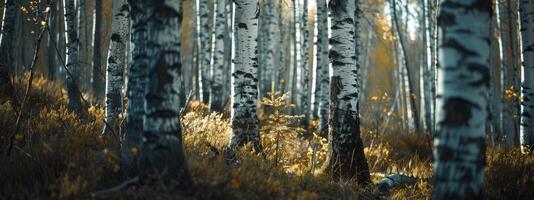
[433, 0, 490, 199]
[0, 0, 16, 96]
[227, 0, 262, 153]
[327, 0, 370, 184]
[136, 0, 192, 185]
[103, 0, 130, 135]
[199, 0, 210, 103]
[48, 1, 59, 81]
[122, 0, 148, 169]
[63, 0, 83, 115]
[93, 0, 104, 102]
[519, 0, 534, 153]
[300, 0, 310, 126]
[263, 0, 276, 96]
[315, 0, 329, 134]
[209, 0, 227, 112]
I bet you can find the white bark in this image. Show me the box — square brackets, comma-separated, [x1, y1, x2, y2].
[103, 0, 130, 135]
[228, 0, 261, 152]
[123, 0, 148, 170]
[519, 0, 534, 153]
[433, 0, 490, 199]
[199, 0, 211, 103]
[138, 0, 192, 185]
[264, 0, 276, 94]
[0, 0, 16, 95]
[315, 0, 329, 133]
[327, 0, 370, 184]
[63, 0, 83, 115]
[209, 0, 227, 112]
[300, 0, 310, 125]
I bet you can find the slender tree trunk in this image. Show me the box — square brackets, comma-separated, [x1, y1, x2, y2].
[315, 0, 329, 134]
[209, 0, 227, 112]
[199, 0, 210, 103]
[433, 0, 490, 199]
[496, 0, 508, 143]
[421, 0, 432, 134]
[428, 0, 438, 134]
[103, 0, 130, 135]
[507, 0, 521, 147]
[519, 0, 534, 153]
[227, 0, 262, 153]
[136, 0, 192, 186]
[300, 0, 310, 126]
[122, 0, 148, 171]
[391, 0, 420, 133]
[48, 1, 59, 81]
[0, 0, 16, 97]
[327, 0, 371, 185]
[63, 0, 83, 115]
[93, 0, 105, 103]
[265, 0, 276, 96]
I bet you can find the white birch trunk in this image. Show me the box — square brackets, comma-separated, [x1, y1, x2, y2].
[519, 0, 534, 153]
[209, 0, 227, 112]
[327, 0, 370, 184]
[265, 0, 276, 94]
[63, 0, 83, 115]
[300, 0, 310, 126]
[0, 0, 16, 95]
[122, 0, 148, 171]
[199, 0, 211, 103]
[315, 0, 329, 134]
[137, 0, 192, 185]
[433, 0, 490, 199]
[228, 0, 262, 153]
[103, 0, 130, 135]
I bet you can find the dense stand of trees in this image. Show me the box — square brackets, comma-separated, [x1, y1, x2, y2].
[0, 0, 531, 198]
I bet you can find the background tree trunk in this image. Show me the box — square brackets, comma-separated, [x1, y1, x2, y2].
[300, 0, 310, 127]
[209, 0, 227, 112]
[122, 0, 148, 171]
[0, 0, 16, 96]
[63, 0, 83, 115]
[315, 0, 329, 134]
[103, 0, 130, 135]
[93, 0, 105, 103]
[433, 0, 490, 199]
[199, 0, 211, 103]
[327, 0, 371, 185]
[48, 1, 59, 81]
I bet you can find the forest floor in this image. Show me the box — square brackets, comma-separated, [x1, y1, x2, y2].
[1, 75, 533, 199]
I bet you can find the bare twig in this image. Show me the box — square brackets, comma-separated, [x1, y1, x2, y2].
[91, 176, 140, 197]
[179, 90, 194, 117]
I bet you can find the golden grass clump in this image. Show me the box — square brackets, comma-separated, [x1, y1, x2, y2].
[1, 75, 533, 199]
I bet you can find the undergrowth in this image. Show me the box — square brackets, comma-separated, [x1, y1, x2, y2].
[0, 75, 532, 199]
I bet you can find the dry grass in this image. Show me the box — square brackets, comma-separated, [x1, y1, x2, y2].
[0, 75, 532, 199]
